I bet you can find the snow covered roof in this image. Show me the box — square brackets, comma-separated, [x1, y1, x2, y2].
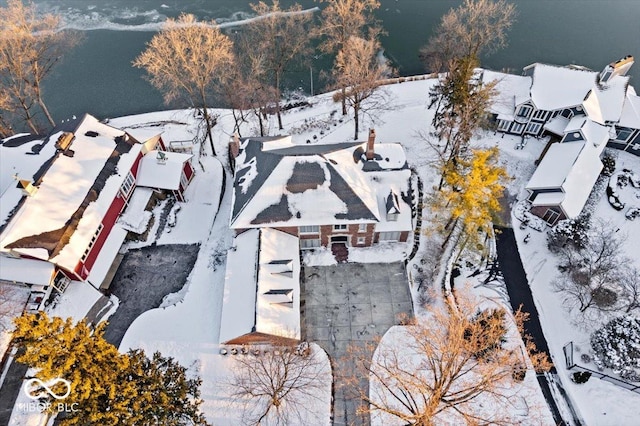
[254, 228, 300, 339]
[117, 187, 153, 233]
[560, 147, 603, 218]
[619, 87, 640, 129]
[0, 135, 58, 230]
[525, 63, 599, 111]
[0, 256, 55, 287]
[527, 139, 604, 219]
[582, 75, 629, 124]
[219, 229, 260, 345]
[136, 150, 192, 191]
[231, 136, 410, 229]
[219, 228, 301, 344]
[86, 224, 128, 288]
[543, 116, 570, 136]
[0, 114, 143, 273]
[526, 142, 585, 190]
[530, 192, 565, 206]
[564, 117, 611, 149]
[482, 70, 531, 120]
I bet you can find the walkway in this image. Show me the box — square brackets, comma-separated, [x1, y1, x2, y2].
[495, 226, 581, 426]
[302, 262, 413, 426]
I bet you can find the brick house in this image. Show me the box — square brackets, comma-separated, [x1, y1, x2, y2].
[228, 130, 413, 251]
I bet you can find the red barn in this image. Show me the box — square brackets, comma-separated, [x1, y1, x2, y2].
[0, 114, 194, 310]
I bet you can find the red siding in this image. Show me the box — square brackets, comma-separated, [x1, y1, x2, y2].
[75, 151, 144, 279]
[157, 136, 167, 151]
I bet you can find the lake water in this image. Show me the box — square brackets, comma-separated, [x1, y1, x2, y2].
[23, 0, 640, 122]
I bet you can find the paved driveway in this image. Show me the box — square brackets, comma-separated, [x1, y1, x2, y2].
[302, 262, 413, 426]
[103, 244, 200, 347]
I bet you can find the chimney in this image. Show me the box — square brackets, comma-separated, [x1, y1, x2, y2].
[229, 133, 240, 159]
[16, 178, 38, 197]
[366, 129, 376, 160]
[600, 55, 634, 83]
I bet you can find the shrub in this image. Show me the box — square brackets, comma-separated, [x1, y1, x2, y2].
[572, 371, 592, 384]
[591, 317, 640, 376]
[591, 287, 618, 309]
[601, 154, 616, 177]
[547, 213, 591, 253]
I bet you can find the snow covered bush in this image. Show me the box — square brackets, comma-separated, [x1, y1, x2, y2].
[601, 154, 616, 177]
[591, 316, 640, 377]
[547, 213, 591, 253]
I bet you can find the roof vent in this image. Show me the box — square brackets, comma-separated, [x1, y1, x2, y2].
[156, 151, 167, 164]
[85, 131, 99, 137]
[55, 132, 74, 151]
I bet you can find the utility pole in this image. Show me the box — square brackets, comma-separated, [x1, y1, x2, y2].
[310, 65, 314, 96]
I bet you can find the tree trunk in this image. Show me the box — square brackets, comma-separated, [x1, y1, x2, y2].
[202, 107, 216, 156]
[354, 102, 359, 140]
[37, 97, 56, 127]
[341, 87, 347, 115]
[255, 108, 265, 137]
[275, 73, 283, 130]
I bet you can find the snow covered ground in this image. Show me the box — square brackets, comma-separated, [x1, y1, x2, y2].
[5, 70, 640, 424]
[512, 150, 640, 426]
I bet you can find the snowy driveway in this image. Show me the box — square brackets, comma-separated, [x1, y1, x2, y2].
[103, 244, 200, 347]
[302, 262, 413, 426]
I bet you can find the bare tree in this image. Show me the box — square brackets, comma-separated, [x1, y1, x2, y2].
[224, 32, 277, 137]
[314, 0, 382, 115]
[133, 14, 235, 155]
[0, 0, 81, 133]
[420, 0, 516, 73]
[621, 267, 640, 314]
[553, 220, 628, 316]
[349, 294, 551, 425]
[228, 342, 329, 426]
[332, 36, 389, 140]
[243, 1, 314, 131]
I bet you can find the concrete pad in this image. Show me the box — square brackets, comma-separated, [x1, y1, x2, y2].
[302, 261, 413, 426]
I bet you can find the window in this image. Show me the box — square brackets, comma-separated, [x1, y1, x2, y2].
[532, 110, 548, 121]
[560, 109, 573, 119]
[497, 120, 511, 132]
[300, 238, 320, 249]
[542, 209, 561, 226]
[358, 224, 367, 232]
[378, 231, 401, 241]
[386, 213, 398, 222]
[510, 122, 525, 134]
[299, 225, 319, 234]
[333, 224, 347, 231]
[81, 224, 104, 262]
[615, 128, 633, 143]
[551, 110, 560, 119]
[525, 122, 542, 135]
[516, 105, 533, 118]
[120, 171, 135, 199]
[357, 237, 366, 245]
[180, 171, 189, 190]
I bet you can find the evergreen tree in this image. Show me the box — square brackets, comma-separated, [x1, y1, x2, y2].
[12, 313, 208, 425]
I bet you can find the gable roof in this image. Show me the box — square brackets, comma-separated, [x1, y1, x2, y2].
[136, 150, 192, 191]
[230, 137, 384, 228]
[0, 114, 143, 273]
[526, 142, 585, 190]
[525, 63, 599, 111]
[219, 228, 301, 344]
[619, 87, 640, 129]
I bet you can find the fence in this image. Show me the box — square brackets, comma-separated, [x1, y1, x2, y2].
[563, 341, 640, 394]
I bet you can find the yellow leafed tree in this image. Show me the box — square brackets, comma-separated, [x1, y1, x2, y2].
[439, 146, 509, 252]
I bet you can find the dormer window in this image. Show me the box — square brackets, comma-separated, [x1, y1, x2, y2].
[385, 191, 400, 222]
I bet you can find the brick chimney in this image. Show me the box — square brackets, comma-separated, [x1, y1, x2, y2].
[229, 133, 240, 159]
[366, 129, 376, 160]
